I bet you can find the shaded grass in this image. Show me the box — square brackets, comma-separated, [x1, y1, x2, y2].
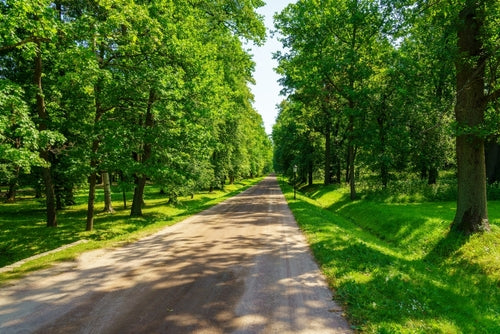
[0, 177, 263, 284]
[280, 179, 500, 333]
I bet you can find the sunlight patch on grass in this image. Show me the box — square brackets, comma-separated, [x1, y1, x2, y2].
[0, 177, 263, 284]
[280, 177, 500, 334]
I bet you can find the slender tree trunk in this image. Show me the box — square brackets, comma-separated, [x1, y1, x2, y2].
[452, 1, 490, 233]
[122, 190, 127, 209]
[86, 172, 97, 231]
[377, 108, 389, 187]
[86, 134, 101, 230]
[56, 186, 64, 210]
[130, 89, 155, 217]
[86, 36, 111, 230]
[35, 42, 57, 227]
[102, 171, 115, 213]
[64, 186, 75, 205]
[118, 171, 127, 209]
[308, 160, 313, 186]
[324, 122, 332, 185]
[347, 115, 357, 200]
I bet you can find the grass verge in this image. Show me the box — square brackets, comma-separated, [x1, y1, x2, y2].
[279, 178, 499, 333]
[0, 177, 263, 285]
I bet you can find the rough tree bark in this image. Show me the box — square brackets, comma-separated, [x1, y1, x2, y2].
[86, 84, 105, 231]
[102, 172, 115, 213]
[324, 121, 332, 185]
[452, 1, 490, 234]
[35, 41, 57, 227]
[347, 114, 357, 200]
[130, 89, 155, 217]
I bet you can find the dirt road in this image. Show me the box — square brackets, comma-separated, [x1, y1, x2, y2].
[0, 176, 352, 333]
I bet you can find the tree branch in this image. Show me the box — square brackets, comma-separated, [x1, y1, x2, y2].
[0, 36, 50, 52]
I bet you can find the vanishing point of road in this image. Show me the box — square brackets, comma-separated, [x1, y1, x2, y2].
[0, 175, 352, 333]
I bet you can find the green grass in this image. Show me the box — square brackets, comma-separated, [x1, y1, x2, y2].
[0, 178, 263, 284]
[280, 179, 500, 333]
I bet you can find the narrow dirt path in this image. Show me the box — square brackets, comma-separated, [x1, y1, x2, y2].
[0, 175, 352, 333]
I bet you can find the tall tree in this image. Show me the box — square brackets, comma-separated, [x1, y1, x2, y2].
[452, 0, 499, 233]
[0, 0, 65, 227]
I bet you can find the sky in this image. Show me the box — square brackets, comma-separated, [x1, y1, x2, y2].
[247, 0, 296, 134]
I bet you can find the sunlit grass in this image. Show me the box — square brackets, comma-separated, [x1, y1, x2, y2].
[280, 178, 500, 333]
[0, 177, 263, 284]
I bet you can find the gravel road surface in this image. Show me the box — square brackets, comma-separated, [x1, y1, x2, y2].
[0, 175, 352, 333]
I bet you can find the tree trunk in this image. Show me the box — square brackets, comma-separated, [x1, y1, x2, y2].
[377, 109, 389, 187]
[324, 122, 332, 185]
[35, 41, 57, 227]
[86, 136, 101, 231]
[347, 115, 357, 200]
[428, 167, 438, 185]
[122, 190, 127, 209]
[452, 1, 490, 233]
[64, 186, 75, 205]
[130, 89, 155, 217]
[485, 139, 500, 184]
[308, 160, 313, 186]
[130, 175, 147, 217]
[35, 181, 42, 198]
[86, 172, 97, 231]
[5, 164, 19, 203]
[56, 186, 64, 210]
[5, 179, 17, 203]
[102, 171, 115, 213]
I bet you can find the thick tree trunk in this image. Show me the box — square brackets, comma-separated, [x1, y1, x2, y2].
[130, 175, 147, 217]
[428, 167, 438, 185]
[102, 171, 115, 213]
[35, 42, 57, 227]
[452, 1, 490, 233]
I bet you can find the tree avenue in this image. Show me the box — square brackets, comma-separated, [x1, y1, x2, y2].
[1, 0, 272, 230]
[273, 0, 499, 234]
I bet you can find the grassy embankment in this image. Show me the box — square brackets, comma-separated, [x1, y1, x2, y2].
[0, 177, 263, 284]
[280, 178, 499, 333]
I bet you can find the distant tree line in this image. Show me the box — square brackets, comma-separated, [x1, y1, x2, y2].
[0, 0, 272, 230]
[272, 0, 499, 234]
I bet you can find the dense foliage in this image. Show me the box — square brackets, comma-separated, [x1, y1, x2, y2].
[273, 0, 500, 233]
[0, 0, 272, 229]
